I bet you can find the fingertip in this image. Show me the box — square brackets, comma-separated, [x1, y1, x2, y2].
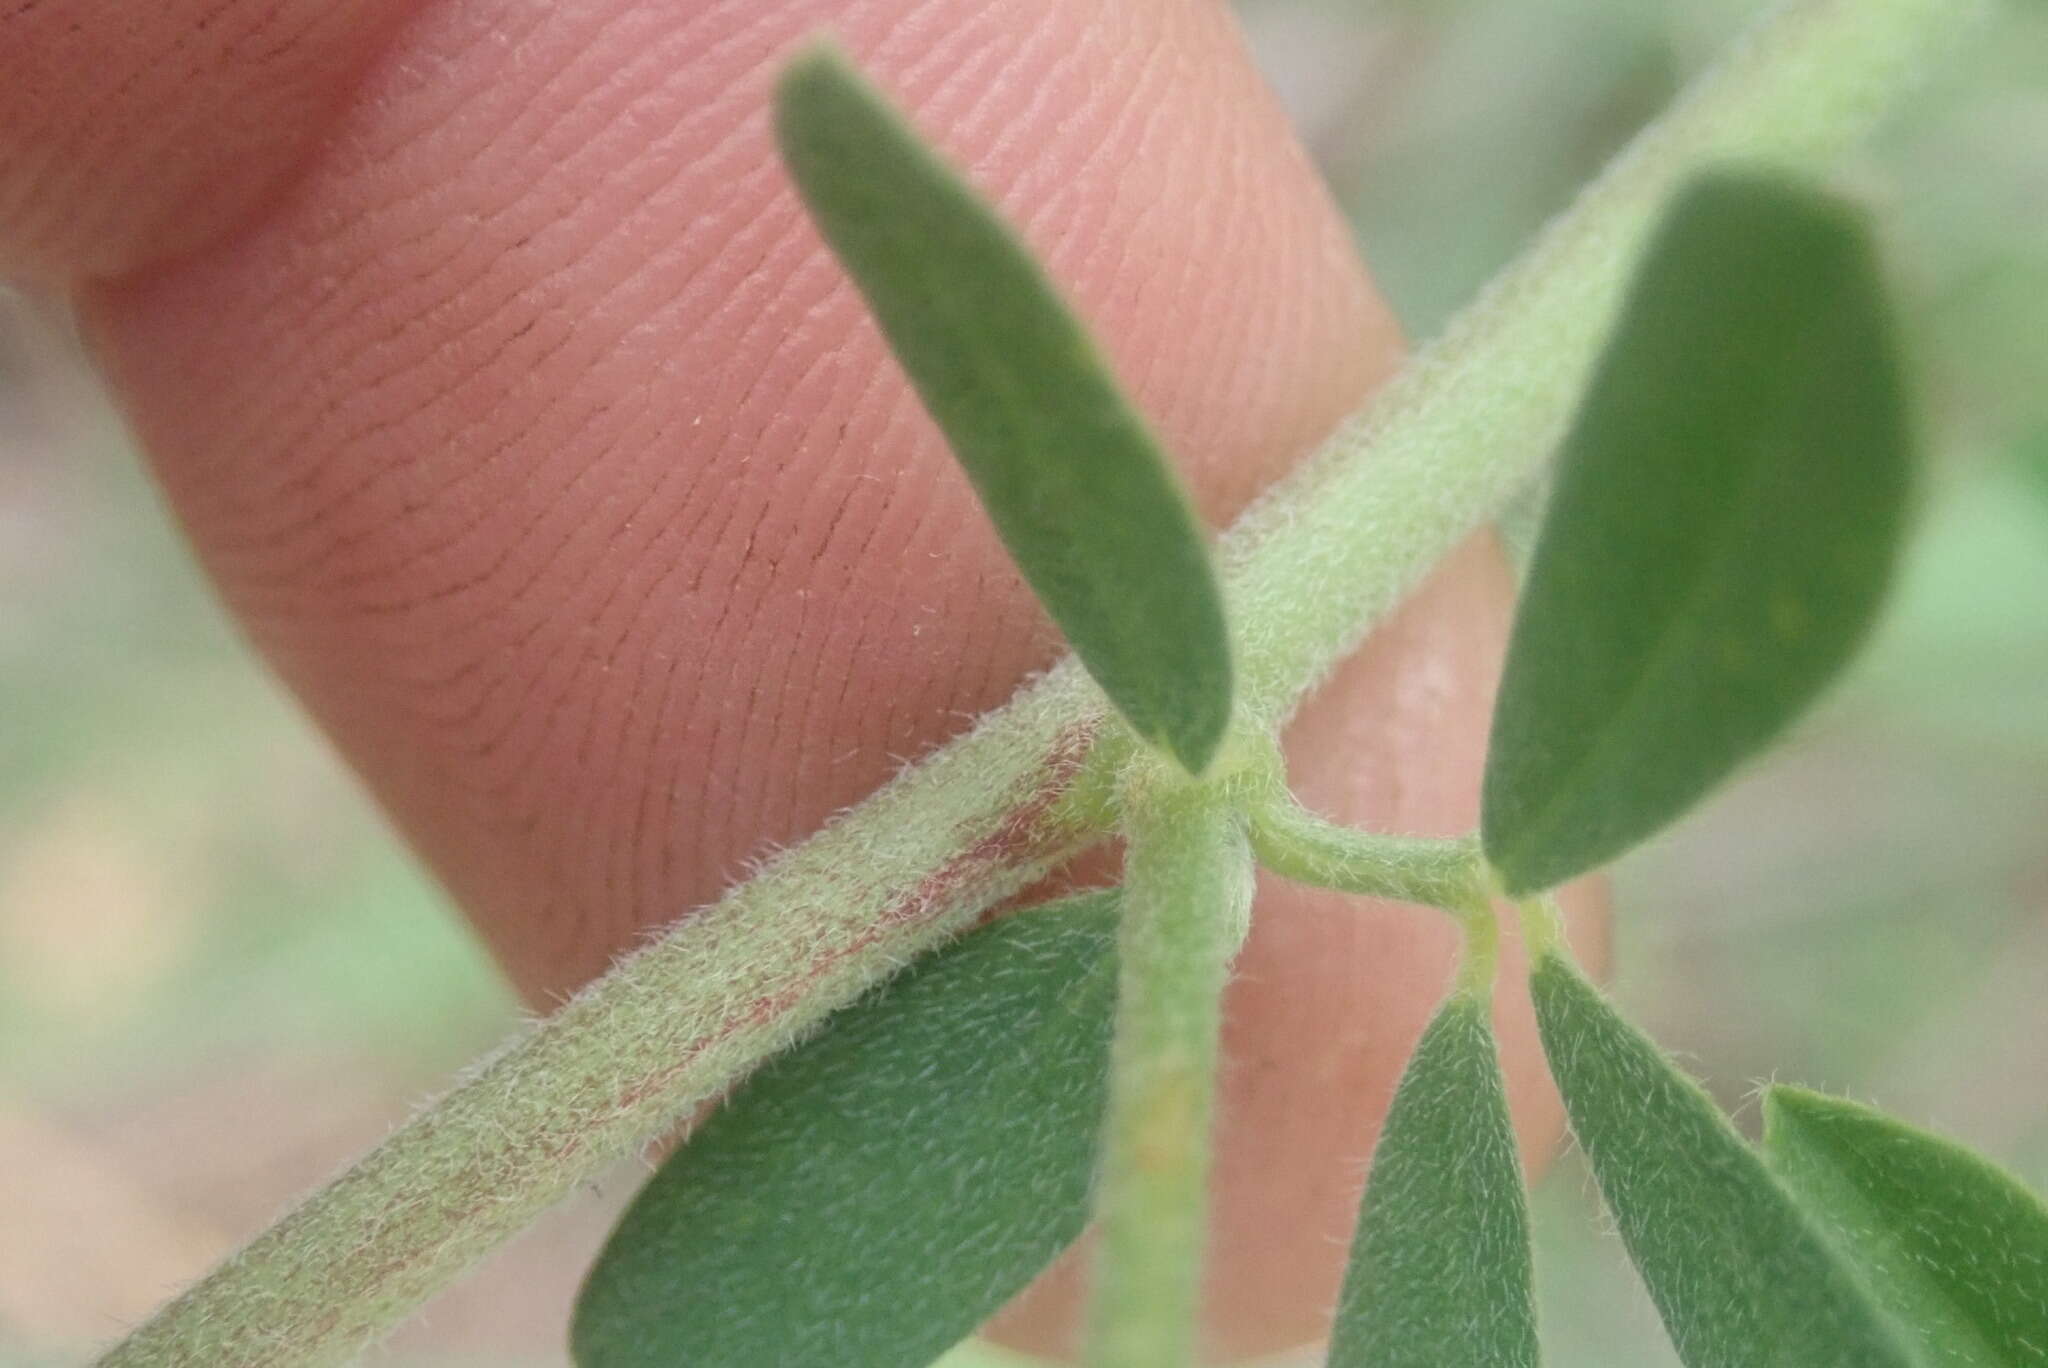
[84, 0, 1399, 1002]
[71, 4, 1447, 1355]
[0, 0, 413, 282]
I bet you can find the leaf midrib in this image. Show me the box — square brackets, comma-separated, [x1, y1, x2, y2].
[1497, 291, 1838, 888]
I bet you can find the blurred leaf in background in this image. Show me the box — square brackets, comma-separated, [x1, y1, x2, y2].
[1247, 0, 1680, 339]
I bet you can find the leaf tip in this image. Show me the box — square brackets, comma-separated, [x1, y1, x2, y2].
[771, 34, 878, 171]
[773, 32, 852, 101]
[1760, 1082, 1820, 1131]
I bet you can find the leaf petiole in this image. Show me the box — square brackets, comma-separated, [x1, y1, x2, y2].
[1514, 893, 1570, 965]
[1245, 788, 1485, 913]
[1451, 894, 1502, 1002]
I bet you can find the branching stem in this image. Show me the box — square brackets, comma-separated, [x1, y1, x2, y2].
[1086, 767, 1254, 1368]
[99, 3, 1984, 1362]
[1247, 791, 1483, 911]
[1454, 891, 1505, 1002]
[1516, 895, 1572, 965]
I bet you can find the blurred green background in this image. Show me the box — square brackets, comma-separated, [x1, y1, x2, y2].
[3, 2, 2044, 1364]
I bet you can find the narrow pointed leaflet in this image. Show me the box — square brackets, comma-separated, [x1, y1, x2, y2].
[1482, 170, 1912, 895]
[571, 893, 1118, 1368]
[775, 44, 1232, 775]
[1328, 991, 1539, 1368]
[1531, 952, 1915, 1368]
[1765, 1085, 2048, 1366]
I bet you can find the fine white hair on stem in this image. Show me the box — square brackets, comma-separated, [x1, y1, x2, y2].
[99, 3, 1991, 1364]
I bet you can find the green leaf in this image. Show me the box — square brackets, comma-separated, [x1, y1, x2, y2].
[2016, 426, 2048, 513]
[1531, 952, 1916, 1368]
[1482, 170, 1912, 894]
[1765, 1085, 2048, 1366]
[774, 44, 1232, 774]
[570, 891, 1118, 1368]
[1329, 992, 1539, 1368]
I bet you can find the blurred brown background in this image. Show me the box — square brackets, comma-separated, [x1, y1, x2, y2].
[4, 1, 2046, 1364]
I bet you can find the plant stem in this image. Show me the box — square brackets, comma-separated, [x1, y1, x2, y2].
[100, 691, 1107, 1368]
[1516, 895, 1572, 965]
[99, 3, 1983, 1361]
[1086, 771, 1255, 1368]
[1222, 0, 1987, 727]
[1454, 890, 1505, 1003]
[1246, 790, 1482, 911]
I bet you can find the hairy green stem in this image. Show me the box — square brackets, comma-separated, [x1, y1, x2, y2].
[1223, 0, 1986, 725]
[100, 684, 1106, 1368]
[1247, 791, 1482, 911]
[1087, 772, 1255, 1368]
[1454, 890, 1505, 1002]
[1516, 895, 1572, 966]
[100, 2, 1982, 1362]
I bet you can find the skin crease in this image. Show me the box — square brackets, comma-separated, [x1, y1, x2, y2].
[5, 0, 1605, 1360]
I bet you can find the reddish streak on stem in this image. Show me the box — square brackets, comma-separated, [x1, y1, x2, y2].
[235, 719, 1109, 1352]
[608, 716, 1102, 1117]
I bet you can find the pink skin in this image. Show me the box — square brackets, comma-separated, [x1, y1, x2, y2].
[6, 0, 1604, 1358]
